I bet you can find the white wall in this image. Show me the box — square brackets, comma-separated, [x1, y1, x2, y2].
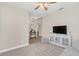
[0, 4, 29, 51]
[41, 3, 79, 51]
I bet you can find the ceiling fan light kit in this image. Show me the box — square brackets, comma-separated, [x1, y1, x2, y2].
[35, 2, 56, 11]
[40, 3, 44, 9]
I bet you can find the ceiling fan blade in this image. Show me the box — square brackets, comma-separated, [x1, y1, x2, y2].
[35, 5, 40, 10]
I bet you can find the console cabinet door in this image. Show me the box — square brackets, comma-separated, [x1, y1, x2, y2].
[62, 38, 69, 47]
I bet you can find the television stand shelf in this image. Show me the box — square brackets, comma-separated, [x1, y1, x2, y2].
[49, 34, 71, 48]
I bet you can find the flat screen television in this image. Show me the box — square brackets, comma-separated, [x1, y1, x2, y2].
[53, 25, 67, 34]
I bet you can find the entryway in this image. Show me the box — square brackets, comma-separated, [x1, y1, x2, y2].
[29, 17, 42, 44]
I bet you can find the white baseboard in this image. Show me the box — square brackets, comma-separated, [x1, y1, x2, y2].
[0, 43, 29, 54]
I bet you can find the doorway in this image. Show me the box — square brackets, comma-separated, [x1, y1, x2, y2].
[29, 17, 42, 44]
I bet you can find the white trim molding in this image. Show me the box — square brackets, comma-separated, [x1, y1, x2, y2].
[0, 43, 29, 54]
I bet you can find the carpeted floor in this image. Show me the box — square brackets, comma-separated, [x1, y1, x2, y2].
[0, 38, 64, 56]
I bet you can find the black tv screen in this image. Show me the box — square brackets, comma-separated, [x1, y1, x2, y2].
[53, 25, 67, 34]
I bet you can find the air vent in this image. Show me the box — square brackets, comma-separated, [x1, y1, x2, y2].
[58, 7, 64, 11]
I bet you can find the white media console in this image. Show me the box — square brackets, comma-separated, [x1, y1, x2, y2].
[42, 34, 71, 48]
[49, 34, 71, 48]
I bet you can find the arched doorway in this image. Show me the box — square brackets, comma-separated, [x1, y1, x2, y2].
[29, 17, 42, 44]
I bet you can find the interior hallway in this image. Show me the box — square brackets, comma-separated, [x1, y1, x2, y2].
[0, 38, 64, 56]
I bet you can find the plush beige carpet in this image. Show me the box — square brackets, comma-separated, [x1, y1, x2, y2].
[0, 38, 64, 56]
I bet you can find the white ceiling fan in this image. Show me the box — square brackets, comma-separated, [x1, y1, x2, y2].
[35, 2, 56, 11]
